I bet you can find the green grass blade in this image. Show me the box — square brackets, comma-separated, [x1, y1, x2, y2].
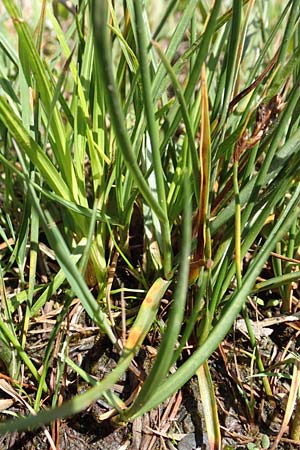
[123, 173, 192, 419]
[91, 0, 165, 222]
[126, 184, 300, 419]
[2, 0, 77, 192]
[0, 98, 73, 201]
[133, 1, 171, 275]
[0, 278, 170, 433]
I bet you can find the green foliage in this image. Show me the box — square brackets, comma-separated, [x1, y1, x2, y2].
[0, 0, 300, 447]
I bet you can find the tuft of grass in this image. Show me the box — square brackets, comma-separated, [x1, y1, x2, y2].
[0, 0, 300, 448]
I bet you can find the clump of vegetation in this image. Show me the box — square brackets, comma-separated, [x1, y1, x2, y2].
[0, 0, 300, 448]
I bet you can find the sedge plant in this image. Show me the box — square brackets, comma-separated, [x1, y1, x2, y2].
[0, 0, 300, 448]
